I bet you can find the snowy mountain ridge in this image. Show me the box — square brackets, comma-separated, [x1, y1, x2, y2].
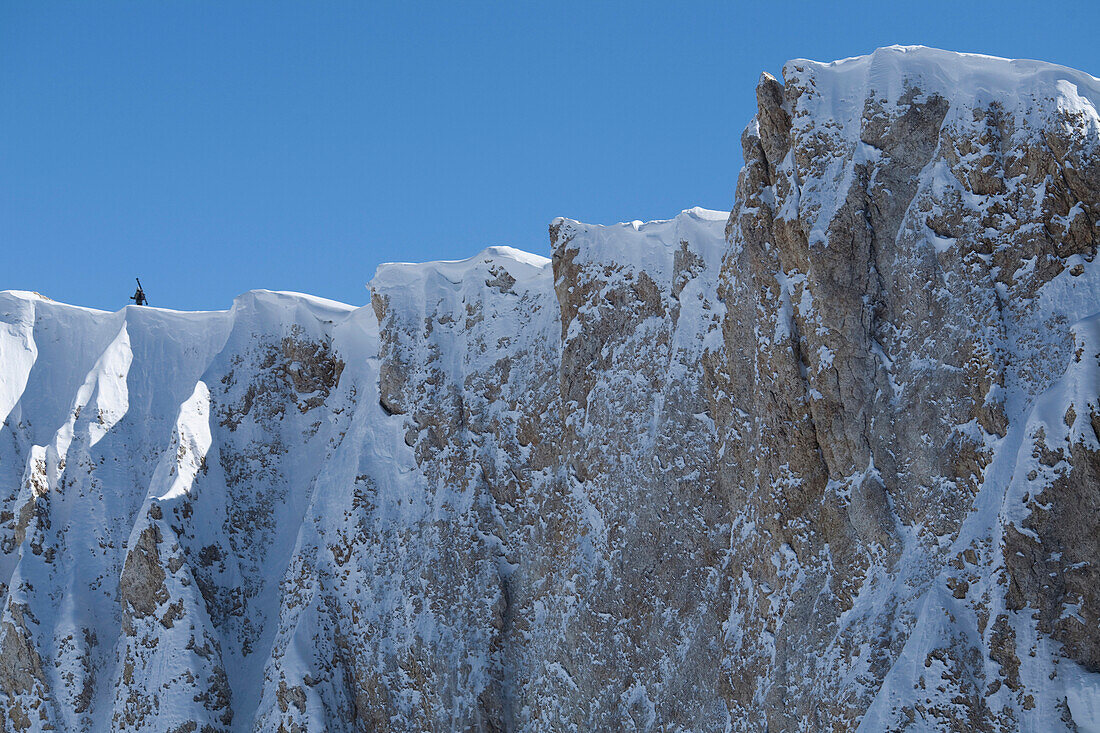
[2, 46, 1100, 731]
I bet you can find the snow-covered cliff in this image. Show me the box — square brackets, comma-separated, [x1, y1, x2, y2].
[1, 46, 1099, 731]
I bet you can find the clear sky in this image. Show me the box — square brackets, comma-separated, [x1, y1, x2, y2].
[3, 1, 1098, 311]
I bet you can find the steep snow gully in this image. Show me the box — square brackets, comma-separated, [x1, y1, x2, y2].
[2, 46, 1100, 731]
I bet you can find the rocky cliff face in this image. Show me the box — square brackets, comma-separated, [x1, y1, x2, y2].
[1, 46, 1099, 732]
[710, 46, 1100, 730]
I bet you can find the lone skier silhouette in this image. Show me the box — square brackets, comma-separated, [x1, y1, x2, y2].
[130, 278, 148, 306]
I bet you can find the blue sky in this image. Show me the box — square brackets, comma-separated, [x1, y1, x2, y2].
[3, 1, 1098, 311]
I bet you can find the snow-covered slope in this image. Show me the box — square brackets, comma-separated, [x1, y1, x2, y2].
[1, 46, 1099, 731]
[0, 290, 380, 730]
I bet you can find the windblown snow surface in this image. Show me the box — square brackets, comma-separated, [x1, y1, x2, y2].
[1, 46, 1099, 731]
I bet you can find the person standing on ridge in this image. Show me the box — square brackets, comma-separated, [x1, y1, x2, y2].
[130, 278, 148, 306]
